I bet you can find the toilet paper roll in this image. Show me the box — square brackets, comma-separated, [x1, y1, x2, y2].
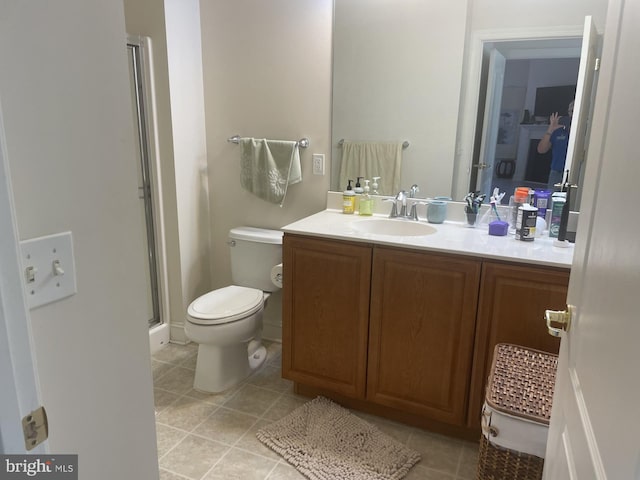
[270, 263, 283, 288]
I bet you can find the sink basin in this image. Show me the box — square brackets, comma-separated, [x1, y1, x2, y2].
[351, 219, 437, 237]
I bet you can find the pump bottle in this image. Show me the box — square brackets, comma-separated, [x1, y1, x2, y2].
[342, 180, 356, 214]
[359, 180, 373, 216]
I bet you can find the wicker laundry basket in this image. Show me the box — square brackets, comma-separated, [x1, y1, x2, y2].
[476, 343, 558, 480]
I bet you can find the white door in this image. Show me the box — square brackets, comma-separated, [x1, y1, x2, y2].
[564, 16, 599, 199]
[475, 48, 506, 197]
[543, 1, 640, 478]
[0, 101, 44, 454]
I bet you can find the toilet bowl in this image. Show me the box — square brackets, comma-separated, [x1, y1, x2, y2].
[185, 227, 283, 393]
[186, 285, 269, 393]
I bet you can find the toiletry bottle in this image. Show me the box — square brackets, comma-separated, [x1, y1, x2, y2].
[509, 187, 530, 233]
[353, 176, 364, 211]
[354, 177, 364, 194]
[359, 180, 373, 216]
[343, 180, 356, 214]
[371, 177, 380, 195]
[549, 192, 566, 238]
[533, 189, 551, 223]
[515, 203, 538, 241]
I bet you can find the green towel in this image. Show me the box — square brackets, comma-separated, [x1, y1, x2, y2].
[240, 138, 302, 206]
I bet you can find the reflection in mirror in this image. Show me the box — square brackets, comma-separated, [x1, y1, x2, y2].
[471, 40, 582, 200]
[331, 0, 467, 197]
[331, 1, 606, 207]
[472, 18, 600, 213]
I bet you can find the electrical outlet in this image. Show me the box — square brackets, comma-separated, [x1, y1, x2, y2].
[312, 154, 325, 175]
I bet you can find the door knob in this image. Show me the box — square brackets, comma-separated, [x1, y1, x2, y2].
[545, 305, 575, 337]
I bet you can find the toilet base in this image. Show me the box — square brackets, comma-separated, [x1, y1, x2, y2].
[193, 341, 267, 393]
[249, 345, 267, 370]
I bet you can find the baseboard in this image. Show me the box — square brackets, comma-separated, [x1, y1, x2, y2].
[170, 321, 188, 344]
[149, 323, 170, 355]
[262, 322, 282, 343]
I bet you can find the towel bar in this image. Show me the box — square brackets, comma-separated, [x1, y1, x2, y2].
[227, 135, 309, 149]
[338, 139, 410, 149]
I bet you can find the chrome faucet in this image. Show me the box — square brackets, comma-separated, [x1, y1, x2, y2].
[385, 190, 413, 219]
[385, 186, 424, 220]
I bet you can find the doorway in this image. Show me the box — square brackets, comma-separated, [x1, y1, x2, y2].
[470, 38, 582, 198]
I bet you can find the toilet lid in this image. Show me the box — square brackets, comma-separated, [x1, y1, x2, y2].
[187, 285, 264, 325]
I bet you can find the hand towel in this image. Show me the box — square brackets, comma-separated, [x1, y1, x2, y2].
[240, 138, 302, 206]
[338, 141, 403, 195]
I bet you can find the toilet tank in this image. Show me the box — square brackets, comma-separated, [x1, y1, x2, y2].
[229, 227, 283, 292]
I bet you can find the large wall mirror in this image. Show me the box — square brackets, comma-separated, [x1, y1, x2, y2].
[331, 0, 608, 208]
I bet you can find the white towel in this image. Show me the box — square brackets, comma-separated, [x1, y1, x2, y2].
[240, 138, 302, 206]
[338, 141, 403, 195]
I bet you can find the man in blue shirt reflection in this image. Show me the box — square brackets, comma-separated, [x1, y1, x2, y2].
[537, 100, 574, 189]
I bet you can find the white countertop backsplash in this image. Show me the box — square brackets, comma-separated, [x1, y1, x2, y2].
[281, 192, 574, 269]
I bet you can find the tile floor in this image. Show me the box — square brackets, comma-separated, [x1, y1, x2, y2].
[152, 341, 479, 480]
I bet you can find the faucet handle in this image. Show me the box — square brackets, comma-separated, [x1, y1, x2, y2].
[383, 198, 399, 218]
[409, 184, 420, 198]
[409, 201, 428, 221]
[408, 203, 419, 221]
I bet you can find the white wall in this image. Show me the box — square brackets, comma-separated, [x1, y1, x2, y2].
[0, 2, 158, 478]
[164, 0, 211, 342]
[470, 0, 607, 31]
[199, 0, 333, 338]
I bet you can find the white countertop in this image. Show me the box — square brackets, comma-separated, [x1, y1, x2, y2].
[282, 208, 574, 269]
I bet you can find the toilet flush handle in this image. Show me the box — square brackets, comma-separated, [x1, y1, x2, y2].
[226, 240, 236, 247]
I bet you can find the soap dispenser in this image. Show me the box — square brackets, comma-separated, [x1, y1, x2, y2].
[343, 180, 356, 214]
[353, 177, 364, 211]
[372, 177, 380, 195]
[359, 180, 373, 216]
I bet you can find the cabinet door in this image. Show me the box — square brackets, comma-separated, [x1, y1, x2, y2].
[282, 235, 372, 398]
[367, 247, 481, 426]
[467, 261, 568, 427]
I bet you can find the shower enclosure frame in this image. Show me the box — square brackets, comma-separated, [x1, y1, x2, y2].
[127, 35, 170, 351]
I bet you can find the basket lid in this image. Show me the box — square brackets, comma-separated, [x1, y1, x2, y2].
[485, 343, 558, 425]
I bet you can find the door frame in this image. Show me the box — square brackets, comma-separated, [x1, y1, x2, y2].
[0, 98, 46, 454]
[454, 25, 585, 200]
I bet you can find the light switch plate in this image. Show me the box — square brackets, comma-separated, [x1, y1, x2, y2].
[20, 232, 77, 309]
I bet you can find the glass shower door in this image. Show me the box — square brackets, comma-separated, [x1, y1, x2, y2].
[127, 40, 161, 328]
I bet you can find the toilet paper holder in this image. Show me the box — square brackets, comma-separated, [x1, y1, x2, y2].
[270, 263, 283, 288]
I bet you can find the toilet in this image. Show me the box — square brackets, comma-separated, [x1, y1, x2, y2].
[185, 226, 283, 393]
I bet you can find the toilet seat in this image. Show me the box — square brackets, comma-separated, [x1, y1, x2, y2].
[187, 285, 264, 325]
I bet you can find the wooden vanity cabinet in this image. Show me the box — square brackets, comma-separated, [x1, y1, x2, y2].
[282, 235, 371, 398]
[467, 261, 568, 427]
[282, 234, 569, 434]
[367, 247, 481, 426]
